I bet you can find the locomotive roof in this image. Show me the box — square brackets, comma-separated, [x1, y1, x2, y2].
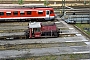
[0, 6, 53, 11]
[29, 22, 55, 28]
[41, 22, 55, 26]
[0, 8, 53, 12]
[29, 22, 41, 28]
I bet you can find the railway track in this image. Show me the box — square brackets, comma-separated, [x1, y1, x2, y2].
[0, 22, 28, 40]
[0, 42, 85, 51]
[0, 17, 89, 59]
[0, 1, 90, 4]
[0, 19, 77, 40]
[0, 3, 89, 59]
[0, 3, 90, 10]
[0, 34, 88, 59]
[61, 8, 90, 24]
[0, 21, 49, 40]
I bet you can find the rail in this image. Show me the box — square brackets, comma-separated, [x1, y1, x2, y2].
[0, 1, 90, 4]
[74, 25, 90, 39]
[0, 35, 26, 40]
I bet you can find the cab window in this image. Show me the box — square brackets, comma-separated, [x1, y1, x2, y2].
[0, 12, 4, 16]
[50, 10, 53, 14]
[34, 28, 40, 32]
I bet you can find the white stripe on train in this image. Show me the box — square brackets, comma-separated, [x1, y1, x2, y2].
[0, 16, 54, 20]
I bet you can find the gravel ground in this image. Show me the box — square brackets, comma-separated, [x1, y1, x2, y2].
[0, 16, 90, 59]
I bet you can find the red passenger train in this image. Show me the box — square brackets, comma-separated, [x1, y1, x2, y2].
[0, 6, 55, 21]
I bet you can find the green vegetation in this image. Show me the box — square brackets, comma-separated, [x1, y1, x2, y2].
[44, 0, 49, 6]
[15, 53, 90, 60]
[18, 0, 23, 5]
[75, 24, 90, 35]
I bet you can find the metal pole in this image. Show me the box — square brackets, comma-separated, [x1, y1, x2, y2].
[46, 0, 48, 6]
[89, 9, 90, 23]
[84, 0, 86, 5]
[44, 0, 46, 6]
[46, 0, 47, 6]
[62, 0, 63, 15]
[62, 0, 65, 15]
[64, 0, 65, 15]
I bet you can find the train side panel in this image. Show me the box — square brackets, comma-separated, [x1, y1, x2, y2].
[0, 7, 55, 21]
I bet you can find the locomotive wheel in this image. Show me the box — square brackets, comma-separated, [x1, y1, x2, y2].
[53, 32, 59, 37]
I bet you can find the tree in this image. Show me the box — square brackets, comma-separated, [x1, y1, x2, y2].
[18, 0, 23, 5]
[44, 0, 49, 6]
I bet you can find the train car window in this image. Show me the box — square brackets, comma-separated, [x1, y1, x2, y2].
[38, 10, 43, 14]
[50, 10, 53, 14]
[13, 11, 18, 15]
[0, 12, 4, 16]
[34, 28, 40, 32]
[20, 11, 25, 15]
[6, 12, 11, 16]
[26, 11, 31, 15]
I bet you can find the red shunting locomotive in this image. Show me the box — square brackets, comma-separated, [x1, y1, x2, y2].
[25, 22, 59, 38]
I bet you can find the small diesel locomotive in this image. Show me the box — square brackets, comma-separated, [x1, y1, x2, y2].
[25, 22, 59, 38]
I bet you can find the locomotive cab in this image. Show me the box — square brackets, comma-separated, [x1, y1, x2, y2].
[29, 22, 41, 38]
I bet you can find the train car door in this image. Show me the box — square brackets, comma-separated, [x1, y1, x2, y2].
[46, 10, 50, 20]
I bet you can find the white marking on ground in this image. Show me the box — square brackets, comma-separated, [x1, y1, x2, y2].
[55, 22, 60, 23]
[76, 34, 82, 36]
[84, 42, 90, 45]
[73, 51, 90, 54]
[69, 28, 74, 29]
[82, 39, 88, 41]
[80, 59, 90, 60]
[65, 40, 88, 42]
[65, 41, 74, 42]
[70, 46, 82, 47]
[65, 6, 74, 9]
